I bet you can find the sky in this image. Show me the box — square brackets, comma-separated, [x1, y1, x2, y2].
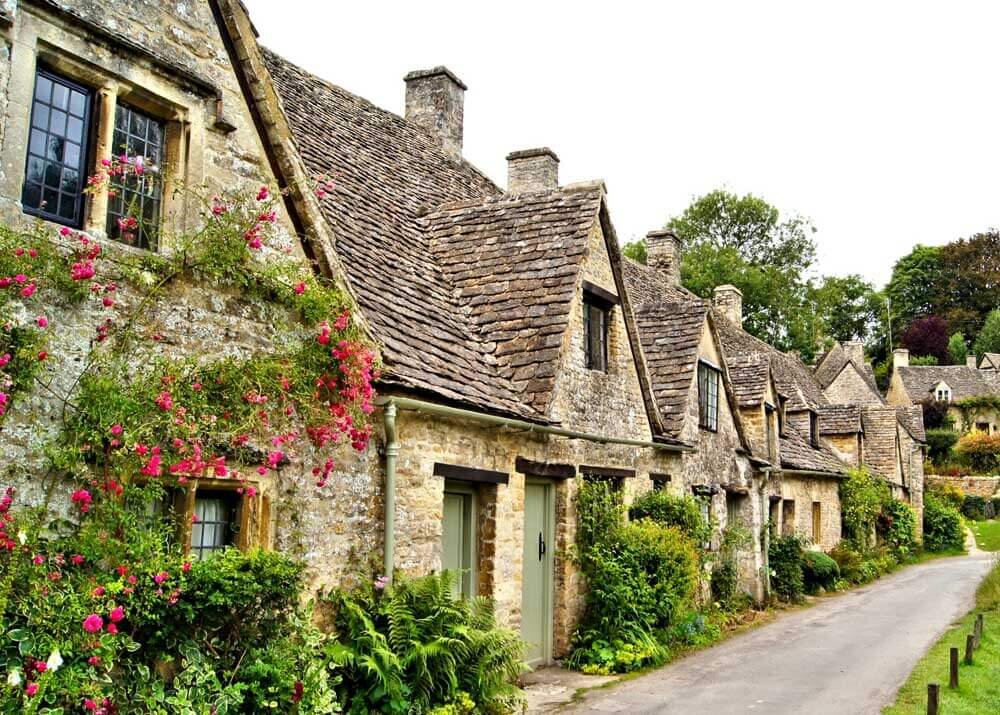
[242, 0, 1000, 287]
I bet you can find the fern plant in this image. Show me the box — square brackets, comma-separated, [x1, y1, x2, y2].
[325, 572, 525, 713]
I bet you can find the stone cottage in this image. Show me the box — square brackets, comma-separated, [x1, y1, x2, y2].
[887, 348, 1000, 436]
[0, 0, 926, 674]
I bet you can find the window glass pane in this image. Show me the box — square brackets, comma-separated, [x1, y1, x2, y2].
[22, 70, 91, 227]
[191, 492, 236, 560]
[107, 103, 164, 250]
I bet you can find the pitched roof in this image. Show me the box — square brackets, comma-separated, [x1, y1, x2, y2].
[633, 301, 709, 439]
[712, 314, 827, 412]
[422, 186, 604, 414]
[819, 405, 862, 435]
[896, 405, 926, 443]
[814, 342, 884, 402]
[896, 365, 998, 402]
[726, 354, 772, 407]
[621, 259, 699, 309]
[981, 353, 1000, 371]
[260, 49, 618, 420]
[779, 427, 847, 474]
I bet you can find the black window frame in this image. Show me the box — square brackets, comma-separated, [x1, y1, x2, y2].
[106, 101, 165, 251]
[583, 297, 609, 372]
[809, 410, 820, 448]
[190, 489, 240, 561]
[764, 403, 777, 463]
[698, 360, 720, 432]
[22, 67, 94, 228]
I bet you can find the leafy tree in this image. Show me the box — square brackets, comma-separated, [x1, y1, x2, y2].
[936, 232, 1000, 338]
[811, 275, 883, 344]
[901, 315, 949, 364]
[622, 239, 647, 264]
[885, 245, 941, 337]
[974, 308, 1000, 358]
[666, 189, 816, 273]
[948, 332, 967, 365]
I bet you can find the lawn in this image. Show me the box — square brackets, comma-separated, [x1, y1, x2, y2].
[970, 519, 1000, 552]
[884, 556, 1000, 714]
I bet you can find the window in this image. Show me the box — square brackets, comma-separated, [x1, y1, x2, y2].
[698, 361, 720, 431]
[726, 492, 743, 528]
[976, 422, 990, 433]
[935, 384, 951, 402]
[650, 473, 671, 492]
[809, 410, 820, 448]
[22, 69, 92, 226]
[583, 298, 609, 371]
[107, 103, 164, 250]
[765, 404, 777, 463]
[811, 502, 822, 543]
[190, 490, 240, 560]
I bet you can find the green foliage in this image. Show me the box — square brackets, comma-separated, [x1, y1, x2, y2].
[954, 432, 1000, 474]
[929, 481, 966, 510]
[569, 481, 700, 673]
[324, 573, 525, 714]
[948, 332, 968, 365]
[923, 495, 965, 552]
[811, 274, 883, 345]
[622, 239, 647, 265]
[879, 499, 917, 559]
[768, 535, 806, 602]
[925, 428, 960, 464]
[886, 244, 942, 339]
[839, 468, 891, 548]
[974, 308, 1000, 358]
[909, 354, 940, 366]
[960, 495, 994, 521]
[802, 551, 840, 594]
[628, 490, 710, 545]
[828, 542, 898, 586]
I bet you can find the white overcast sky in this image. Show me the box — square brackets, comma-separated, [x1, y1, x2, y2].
[242, 0, 1000, 287]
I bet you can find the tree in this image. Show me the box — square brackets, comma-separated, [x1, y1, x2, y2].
[948, 332, 967, 365]
[901, 315, 950, 364]
[811, 275, 883, 345]
[666, 189, 816, 273]
[974, 308, 1000, 358]
[662, 190, 820, 359]
[885, 245, 941, 339]
[936, 232, 1000, 339]
[622, 239, 647, 264]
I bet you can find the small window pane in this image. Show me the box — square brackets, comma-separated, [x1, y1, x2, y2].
[31, 104, 49, 130]
[69, 91, 86, 118]
[34, 75, 52, 103]
[64, 141, 80, 168]
[44, 162, 61, 188]
[49, 109, 67, 135]
[29, 131, 46, 157]
[191, 492, 237, 561]
[22, 182, 41, 210]
[51, 83, 69, 110]
[57, 193, 76, 220]
[61, 167, 79, 195]
[66, 115, 83, 143]
[107, 103, 164, 250]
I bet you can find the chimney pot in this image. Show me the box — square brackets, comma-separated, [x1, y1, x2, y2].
[506, 147, 559, 193]
[967, 353, 978, 369]
[713, 284, 744, 325]
[645, 230, 683, 286]
[893, 348, 910, 369]
[404, 66, 466, 159]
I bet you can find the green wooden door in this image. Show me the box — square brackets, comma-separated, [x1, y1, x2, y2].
[442, 483, 476, 599]
[521, 480, 554, 667]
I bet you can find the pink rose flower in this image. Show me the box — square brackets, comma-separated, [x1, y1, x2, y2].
[82, 614, 103, 633]
[109, 606, 125, 623]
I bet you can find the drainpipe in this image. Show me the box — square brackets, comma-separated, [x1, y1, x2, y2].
[383, 401, 399, 585]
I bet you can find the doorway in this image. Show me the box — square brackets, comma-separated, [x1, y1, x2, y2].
[521, 478, 554, 667]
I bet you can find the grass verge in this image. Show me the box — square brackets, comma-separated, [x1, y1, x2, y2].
[883, 555, 1000, 714]
[970, 519, 1000, 552]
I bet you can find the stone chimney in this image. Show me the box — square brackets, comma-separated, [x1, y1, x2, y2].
[646, 230, 683, 286]
[713, 285, 743, 325]
[967, 354, 978, 369]
[506, 148, 559, 193]
[404, 66, 466, 159]
[893, 348, 909, 369]
[844, 340, 865, 365]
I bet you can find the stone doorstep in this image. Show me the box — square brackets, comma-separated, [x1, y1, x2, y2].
[522, 665, 619, 714]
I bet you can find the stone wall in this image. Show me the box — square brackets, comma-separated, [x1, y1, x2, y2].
[824, 364, 882, 405]
[926, 476, 1000, 498]
[773, 474, 842, 550]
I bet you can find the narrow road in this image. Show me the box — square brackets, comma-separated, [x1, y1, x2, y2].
[563, 551, 993, 715]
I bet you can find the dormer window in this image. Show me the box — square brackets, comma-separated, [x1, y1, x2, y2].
[765, 403, 777, 462]
[698, 360, 720, 431]
[934, 382, 952, 403]
[582, 281, 618, 373]
[809, 410, 820, 448]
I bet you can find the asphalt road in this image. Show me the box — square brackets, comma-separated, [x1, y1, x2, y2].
[563, 551, 994, 715]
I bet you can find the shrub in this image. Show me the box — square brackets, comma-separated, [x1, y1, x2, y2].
[324, 572, 525, 714]
[920, 399, 953, 430]
[802, 551, 840, 594]
[925, 428, 960, 464]
[628, 490, 711, 544]
[829, 543, 896, 586]
[829, 542, 864, 584]
[961, 495, 990, 521]
[930, 481, 966, 510]
[923, 495, 965, 552]
[710, 560, 738, 608]
[570, 481, 700, 673]
[879, 499, 917, 559]
[839, 468, 891, 547]
[955, 432, 1000, 474]
[992, 496, 1000, 516]
[768, 535, 806, 602]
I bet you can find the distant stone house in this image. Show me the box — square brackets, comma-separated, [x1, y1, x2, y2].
[887, 348, 1000, 436]
[0, 0, 927, 673]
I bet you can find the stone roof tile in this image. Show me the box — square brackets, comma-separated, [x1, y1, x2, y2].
[819, 404, 862, 435]
[897, 365, 997, 402]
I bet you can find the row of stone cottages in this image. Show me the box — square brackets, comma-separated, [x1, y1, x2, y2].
[0, 0, 925, 667]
